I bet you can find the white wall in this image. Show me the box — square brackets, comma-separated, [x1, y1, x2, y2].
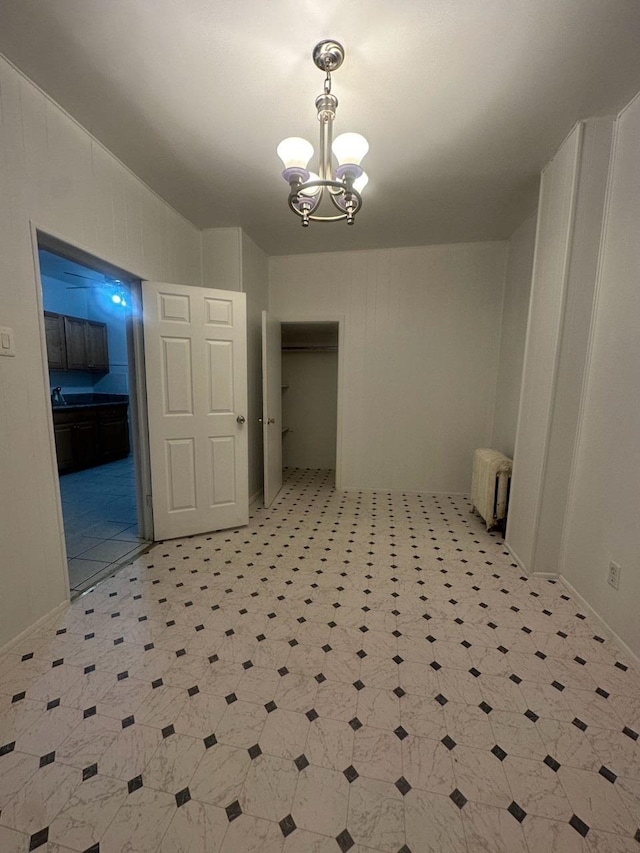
[269, 242, 508, 493]
[0, 55, 201, 651]
[506, 119, 614, 575]
[202, 227, 242, 292]
[282, 352, 338, 470]
[491, 214, 536, 458]
[240, 232, 269, 502]
[560, 93, 640, 655]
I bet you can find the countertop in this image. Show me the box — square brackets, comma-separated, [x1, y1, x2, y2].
[52, 393, 129, 411]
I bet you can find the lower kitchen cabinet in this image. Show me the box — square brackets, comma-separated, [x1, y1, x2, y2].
[53, 403, 129, 473]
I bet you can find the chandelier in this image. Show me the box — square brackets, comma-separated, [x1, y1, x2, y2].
[277, 40, 369, 227]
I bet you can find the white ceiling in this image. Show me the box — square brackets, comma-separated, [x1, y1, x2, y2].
[2, 1, 640, 256]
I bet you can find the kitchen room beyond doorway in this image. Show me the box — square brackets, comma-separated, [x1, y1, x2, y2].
[37, 243, 151, 596]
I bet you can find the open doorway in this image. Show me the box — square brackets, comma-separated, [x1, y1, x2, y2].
[281, 322, 339, 475]
[36, 239, 152, 596]
[262, 316, 341, 507]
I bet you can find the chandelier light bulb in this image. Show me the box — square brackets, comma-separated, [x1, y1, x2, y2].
[353, 172, 369, 193]
[299, 172, 321, 196]
[277, 137, 314, 170]
[332, 132, 369, 167]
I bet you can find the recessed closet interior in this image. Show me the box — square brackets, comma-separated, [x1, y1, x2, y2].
[281, 322, 339, 477]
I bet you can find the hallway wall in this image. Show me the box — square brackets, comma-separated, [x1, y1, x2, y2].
[0, 55, 202, 651]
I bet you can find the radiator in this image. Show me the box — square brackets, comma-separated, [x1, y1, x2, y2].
[471, 449, 513, 530]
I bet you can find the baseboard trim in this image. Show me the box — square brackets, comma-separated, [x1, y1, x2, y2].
[0, 600, 69, 657]
[560, 576, 640, 669]
[531, 572, 561, 580]
[503, 541, 528, 573]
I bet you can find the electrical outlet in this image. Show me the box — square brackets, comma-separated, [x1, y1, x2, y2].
[608, 561, 621, 590]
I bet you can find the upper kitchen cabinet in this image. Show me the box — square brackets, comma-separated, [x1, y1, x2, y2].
[45, 311, 109, 372]
[63, 315, 88, 369]
[44, 312, 67, 369]
[85, 321, 109, 371]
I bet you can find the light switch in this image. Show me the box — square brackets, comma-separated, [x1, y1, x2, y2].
[0, 326, 16, 357]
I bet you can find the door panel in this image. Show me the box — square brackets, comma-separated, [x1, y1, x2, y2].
[262, 311, 282, 508]
[143, 282, 248, 540]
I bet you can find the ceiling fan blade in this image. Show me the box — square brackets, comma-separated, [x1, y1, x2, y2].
[64, 271, 105, 282]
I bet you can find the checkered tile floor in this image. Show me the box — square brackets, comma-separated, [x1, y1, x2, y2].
[1, 469, 639, 852]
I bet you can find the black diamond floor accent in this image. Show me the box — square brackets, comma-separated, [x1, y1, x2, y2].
[524, 710, 539, 723]
[349, 717, 362, 731]
[226, 799, 242, 822]
[248, 744, 262, 760]
[152, 678, 163, 689]
[39, 751, 55, 768]
[450, 788, 467, 809]
[491, 745, 507, 761]
[435, 693, 448, 706]
[128, 775, 143, 794]
[121, 715, 135, 729]
[279, 814, 297, 837]
[393, 686, 406, 698]
[187, 685, 199, 697]
[508, 801, 527, 823]
[344, 765, 359, 782]
[569, 814, 590, 837]
[599, 765, 617, 784]
[572, 717, 587, 731]
[1, 740, 17, 756]
[306, 708, 319, 722]
[29, 828, 49, 850]
[353, 680, 365, 691]
[46, 698, 60, 710]
[479, 701, 492, 714]
[442, 735, 456, 751]
[543, 755, 561, 772]
[336, 828, 355, 851]
[395, 776, 412, 795]
[294, 753, 309, 771]
[204, 733, 217, 749]
[83, 763, 98, 781]
[225, 693, 238, 704]
[265, 700, 277, 713]
[175, 787, 191, 807]
[162, 724, 175, 739]
[394, 725, 409, 740]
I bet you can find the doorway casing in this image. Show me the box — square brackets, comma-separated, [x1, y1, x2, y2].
[30, 223, 154, 596]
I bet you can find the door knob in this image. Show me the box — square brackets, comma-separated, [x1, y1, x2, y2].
[236, 415, 246, 424]
[267, 418, 275, 424]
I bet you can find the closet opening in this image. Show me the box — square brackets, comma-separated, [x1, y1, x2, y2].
[35, 233, 152, 598]
[281, 321, 339, 486]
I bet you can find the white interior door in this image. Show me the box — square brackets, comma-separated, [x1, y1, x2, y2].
[262, 311, 282, 507]
[142, 282, 248, 539]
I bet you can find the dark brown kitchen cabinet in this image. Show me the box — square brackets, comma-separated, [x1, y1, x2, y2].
[97, 406, 131, 461]
[63, 316, 88, 369]
[44, 312, 67, 369]
[45, 312, 109, 372]
[64, 316, 110, 371]
[53, 403, 129, 473]
[85, 321, 109, 371]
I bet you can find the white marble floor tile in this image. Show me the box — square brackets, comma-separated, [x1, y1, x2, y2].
[158, 798, 227, 853]
[1, 470, 640, 852]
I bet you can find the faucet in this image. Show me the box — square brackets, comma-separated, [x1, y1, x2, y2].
[51, 386, 66, 406]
